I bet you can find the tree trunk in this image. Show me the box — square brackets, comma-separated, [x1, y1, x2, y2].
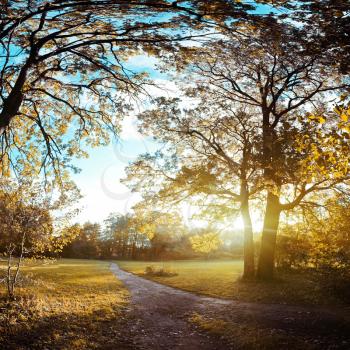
[239, 175, 255, 279]
[0, 62, 31, 134]
[241, 202, 255, 279]
[131, 239, 136, 259]
[257, 192, 281, 280]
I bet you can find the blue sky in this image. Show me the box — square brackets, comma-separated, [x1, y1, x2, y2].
[71, 136, 157, 224]
[71, 54, 174, 224]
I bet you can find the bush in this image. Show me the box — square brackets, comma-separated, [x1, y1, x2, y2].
[144, 265, 178, 277]
[276, 233, 312, 269]
[319, 267, 350, 303]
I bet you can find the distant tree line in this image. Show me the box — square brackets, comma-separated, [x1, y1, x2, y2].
[60, 199, 350, 288]
[60, 213, 239, 261]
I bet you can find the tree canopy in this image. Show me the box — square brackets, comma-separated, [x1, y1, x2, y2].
[0, 0, 263, 182]
[123, 23, 350, 279]
[1, 0, 350, 281]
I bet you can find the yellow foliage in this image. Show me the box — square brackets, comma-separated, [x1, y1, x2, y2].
[190, 232, 222, 255]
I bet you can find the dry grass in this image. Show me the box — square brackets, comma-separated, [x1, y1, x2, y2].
[189, 312, 317, 350]
[0, 259, 130, 350]
[117, 259, 346, 306]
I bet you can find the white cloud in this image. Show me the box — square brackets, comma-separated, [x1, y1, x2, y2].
[120, 115, 143, 140]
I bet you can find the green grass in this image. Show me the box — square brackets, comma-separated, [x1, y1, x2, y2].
[0, 259, 130, 349]
[118, 259, 243, 298]
[117, 259, 346, 306]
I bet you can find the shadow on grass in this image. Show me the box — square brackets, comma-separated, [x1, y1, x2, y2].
[1, 304, 134, 350]
[232, 269, 350, 307]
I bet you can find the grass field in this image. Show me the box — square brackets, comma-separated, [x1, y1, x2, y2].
[0, 259, 347, 350]
[0, 259, 130, 350]
[117, 259, 344, 306]
[117, 259, 243, 297]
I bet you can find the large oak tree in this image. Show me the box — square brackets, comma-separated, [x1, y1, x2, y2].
[123, 95, 260, 278]
[127, 22, 350, 279]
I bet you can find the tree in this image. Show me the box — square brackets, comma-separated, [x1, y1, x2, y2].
[190, 231, 222, 258]
[123, 94, 260, 277]
[0, 186, 52, 298]
[0, 0, 261, 181]
[276, 191, 350, 282]
[62, 222, 101, 259]
[312, 195, 350, 274]
[129, 207, 186, 260]
[293, 0, 350, 74]
[126, 22, 349, 279]
[0, 178, 78, 298]
[179, 26, 348, 279]
[101, 212, 151, 259]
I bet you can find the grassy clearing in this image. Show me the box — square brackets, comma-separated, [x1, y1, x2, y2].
[0, 259, 130, 350]
[118, 259, 242, 297]
[117, 259, 346, 306]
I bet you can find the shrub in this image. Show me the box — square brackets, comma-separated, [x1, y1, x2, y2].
[144, 265, 177, 277]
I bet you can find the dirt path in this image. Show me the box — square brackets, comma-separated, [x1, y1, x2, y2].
[111, 263, 230, 349]
[110, 263, 350, 350]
